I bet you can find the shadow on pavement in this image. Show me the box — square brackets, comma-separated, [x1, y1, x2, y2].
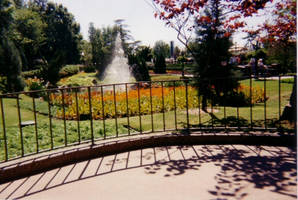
[0, 145, 296, 200]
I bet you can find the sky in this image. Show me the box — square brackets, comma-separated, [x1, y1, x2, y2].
[50, 0, 271, 48]
[51, 0, 183, 47]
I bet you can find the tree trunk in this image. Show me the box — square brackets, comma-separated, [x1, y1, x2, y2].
[280, 79, 296, 123]
[202, 96, 208, 112]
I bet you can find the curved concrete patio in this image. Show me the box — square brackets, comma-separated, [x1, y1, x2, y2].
[0, 143, 296, 200]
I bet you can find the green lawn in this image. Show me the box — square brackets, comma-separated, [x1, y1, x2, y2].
[57, 71, 182, 86]
[0, 77, 294, 161]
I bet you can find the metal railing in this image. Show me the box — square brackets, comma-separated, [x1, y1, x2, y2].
[0, 75, 296, 162]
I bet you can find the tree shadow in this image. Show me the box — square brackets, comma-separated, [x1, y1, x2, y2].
[144, 145, 297, 199]
[0, 145, 296, 199]
[187, 115, 295, 133]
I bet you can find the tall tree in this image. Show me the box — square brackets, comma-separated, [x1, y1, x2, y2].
[192, 0, 237, 110]
[0, 0, 25, 92]
[152, 0, 296, 123]
[152, 40, 169, 73]
[128, 45, 151, 81]
[88, 23, 118, 77]
[28, 1, 82, 85]
[13, 7, 46, 71]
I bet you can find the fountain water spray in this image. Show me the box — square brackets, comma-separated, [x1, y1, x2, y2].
[102, 34, 135, 85]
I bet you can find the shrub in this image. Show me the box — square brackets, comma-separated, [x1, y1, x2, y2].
[25, 77, 46, 98]
[83, 65, 96, 73]
[22, 69, 42, 79]
[153, 55, 166, 74]
[281, 78, 294, 84]
[59, 65, 81, 78]
[216, 84, 267, 106]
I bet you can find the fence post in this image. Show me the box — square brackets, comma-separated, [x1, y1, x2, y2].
[61, 89, 67, 146]
[88, 87, 94, 144]
[47, 91, 54, 149]
[32, 97, 39, 153]
[16, 95, 24, 157]
[0, 97, 8, 161]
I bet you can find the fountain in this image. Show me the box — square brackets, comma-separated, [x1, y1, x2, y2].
[102, 34, 135, 85]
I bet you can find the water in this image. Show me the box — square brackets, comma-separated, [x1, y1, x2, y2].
[102, 34, 135, 85]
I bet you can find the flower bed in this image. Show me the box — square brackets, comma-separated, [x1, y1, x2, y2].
[50, 86, 198, 120]
[49, 83, 266, 120]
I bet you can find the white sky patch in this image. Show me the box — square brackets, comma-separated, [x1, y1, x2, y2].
[50, 0, 278, 49]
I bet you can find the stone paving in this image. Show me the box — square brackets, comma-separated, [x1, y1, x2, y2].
[0, 144, 296, 200]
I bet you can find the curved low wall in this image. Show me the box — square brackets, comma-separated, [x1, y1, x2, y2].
[0, 132, 296, 184]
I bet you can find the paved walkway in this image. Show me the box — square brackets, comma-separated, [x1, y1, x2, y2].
[0, 144, 296, 200]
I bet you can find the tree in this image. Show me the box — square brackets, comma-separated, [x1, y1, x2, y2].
[173, 46, 181, 59]
[191, 0, 237, 110]
[151, 0, 274, 60]
[13, 0, 23, 8]
[259, 0, 296, 123]
[152, 40, 169, 73]
[128, 46, 151, 82]
[80, 40, 92, 66]
[243, 29, 261, 50]
[261, 0, 296, 73]
[28, 1, 82, 85]
[88, 23, 118, 77]
[13, 8, 46, 71]
[114, 20, 151, 82]
[42, 2, 82, 65]
[0, 35, 25, 92]
[152, 0, 296, 123]
[0, 0, 25, 92]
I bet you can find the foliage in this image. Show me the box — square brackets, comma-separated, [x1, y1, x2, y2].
[88, 23, 118, 78]
[0, 0, 25, 92]
[13, 7, 47, 71]
[59, 65, 81, 78]
[280, 78, 295, 84]
[1, 0, 83, 90]
[22, 69, 42, 78]
[217, 84, 266, 106]
[127, 45, 151, 82]
[261, 0, 296, 43]
[152, 0, 271, 38]
[58, 72, 99, 87]
[80, 40, 92, 66]
[152, 40, 170, 74]
[28, 1, 82, 85]
[153, 54, 167, 74]
[129, 55, 151, 82]
[152, 40, 170, 58]
[0, 0, 14, 33]
[49, 86, 197, 120]
[191, 0, 237, 110]
[0, 78, 293, 161]
[256, 0, 296, 73]
[25, 77, 46, 97]
[166, 63, 193, 71]
[47, 82, 266, 120]
[83, 65, 96, 73]
[135, 46, 153, 62]
[265, 40, 296, 73]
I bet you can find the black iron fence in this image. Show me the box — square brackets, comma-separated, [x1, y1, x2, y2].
[0, 75, 296, 162]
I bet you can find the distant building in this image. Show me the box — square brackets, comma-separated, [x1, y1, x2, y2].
[170, 41, 174, 58]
